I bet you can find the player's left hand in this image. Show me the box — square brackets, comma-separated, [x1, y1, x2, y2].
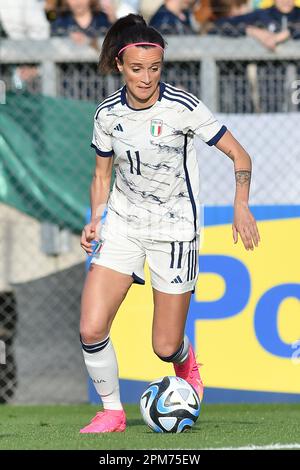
[232, 201, 260, 250]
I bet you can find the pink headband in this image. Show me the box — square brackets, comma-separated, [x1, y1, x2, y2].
[118, 42, 164, 57]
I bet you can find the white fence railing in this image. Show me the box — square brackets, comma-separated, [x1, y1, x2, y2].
[1, 36, 300, 111]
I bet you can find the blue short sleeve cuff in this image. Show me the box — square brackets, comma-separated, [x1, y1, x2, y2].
[206, 125, 227, 146]
[91, 143, 113, 157]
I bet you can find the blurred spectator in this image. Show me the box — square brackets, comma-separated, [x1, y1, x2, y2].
[51, 0, 112, 42]
[194, 0, 251, 32]
[0, 0, 49, 92]
[193, 0, 213, 28]
[0, 0, 50, 39]
[210, 0, 300, 47]
[149, 0, 198, 34]
[44, 0, 59, 22]
[112, 0, 138, 17]
[211, 0, 251, 18]
[140, 0, 163, 21]
[45, 0, 138, 23]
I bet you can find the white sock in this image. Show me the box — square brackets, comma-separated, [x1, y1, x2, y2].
[174, 335, 190, 364]
[157, 335, 190, 364]
[81, 336, 123, 411]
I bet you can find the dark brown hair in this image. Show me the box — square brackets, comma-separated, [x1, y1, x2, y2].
[99, 14, 166, 75]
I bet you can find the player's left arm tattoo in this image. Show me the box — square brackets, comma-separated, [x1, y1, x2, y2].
[235, 169, 251, 186]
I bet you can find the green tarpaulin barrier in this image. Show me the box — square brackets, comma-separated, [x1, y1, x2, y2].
[0, 92, 108, 233]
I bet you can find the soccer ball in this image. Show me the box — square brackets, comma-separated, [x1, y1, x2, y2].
[140, 376, 201, 433]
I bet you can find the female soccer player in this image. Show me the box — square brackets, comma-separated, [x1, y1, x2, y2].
[79, 14, 260, 433]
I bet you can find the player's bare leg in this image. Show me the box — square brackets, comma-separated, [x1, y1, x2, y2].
[151, 289, 204, 401]
[80, 264, 133, 433]
[80, 264, 133, 342]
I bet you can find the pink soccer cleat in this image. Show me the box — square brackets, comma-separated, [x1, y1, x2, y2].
[80, 409, 126, 434]
[173, 345, 204, 402]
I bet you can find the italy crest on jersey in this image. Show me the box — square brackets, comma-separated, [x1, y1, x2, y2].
[150, 119, 163, 137]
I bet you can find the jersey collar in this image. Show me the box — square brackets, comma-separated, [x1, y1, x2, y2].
[121, 82, 166, 110]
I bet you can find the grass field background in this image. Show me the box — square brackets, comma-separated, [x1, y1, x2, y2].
[0, 403, 300, 450]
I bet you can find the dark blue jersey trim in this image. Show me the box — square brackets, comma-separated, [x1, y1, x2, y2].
[158, 82, 166, 101]
[183, 134, 197, 235]
[166, 83, 200, 104]
[187, 243, 191, 282]
[121, 82, 166, 110]
[170, 242, 175, 268]
[206, 125, 227, 146]
[165, 86, 199, 107]
[95, 92, 121, 111]
[95, 90, 122, 112]
[121, 86, 126, 105]
[95, 99, 122, 118]
[163, 94, 194, 111]
[178, 241, 183, 269]
[91, 143, 113, 157]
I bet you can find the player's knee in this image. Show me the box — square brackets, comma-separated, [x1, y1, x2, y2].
[79, 325, 109, 345]
[153, 340, 182, 362]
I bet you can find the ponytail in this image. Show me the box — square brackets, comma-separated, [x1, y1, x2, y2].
[99, 14, 165, 74]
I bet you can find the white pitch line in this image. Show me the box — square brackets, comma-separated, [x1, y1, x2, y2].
[207, 443, 300, 450]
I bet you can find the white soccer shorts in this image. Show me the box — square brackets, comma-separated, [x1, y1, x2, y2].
[90, 229, 199, 294]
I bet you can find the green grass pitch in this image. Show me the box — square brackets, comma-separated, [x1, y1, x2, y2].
[0, 403, 299, 450]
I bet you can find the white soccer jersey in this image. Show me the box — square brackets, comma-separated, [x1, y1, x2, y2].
[91, 82, 227, 241]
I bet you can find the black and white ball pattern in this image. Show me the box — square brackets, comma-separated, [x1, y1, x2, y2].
[140, 376, 201, 433]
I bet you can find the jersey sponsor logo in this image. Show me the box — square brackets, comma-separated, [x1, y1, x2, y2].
[114, 124, 123, 132]
[151, 119, 163, 137]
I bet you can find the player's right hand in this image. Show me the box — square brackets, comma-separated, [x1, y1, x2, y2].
[80, 220, 101, 255]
